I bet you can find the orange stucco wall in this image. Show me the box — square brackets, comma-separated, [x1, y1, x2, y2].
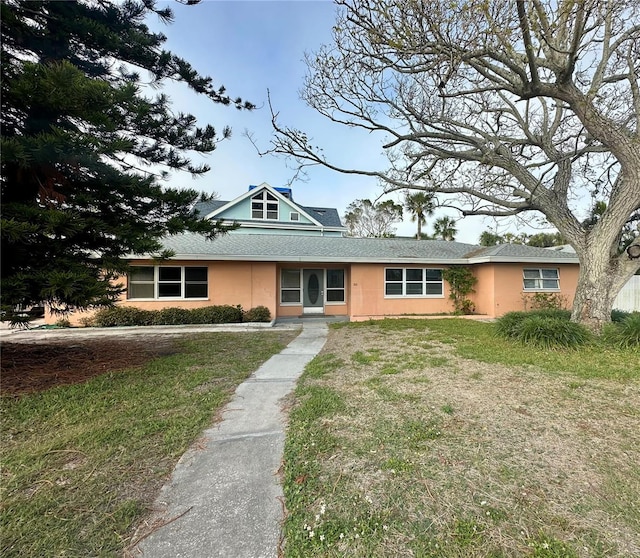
[349, 262, 580, 321]
[47, 260, 277, 325]
[349, 264, 453, 320]
[47, 259, 580, 325]
[475, 262, 579, 316]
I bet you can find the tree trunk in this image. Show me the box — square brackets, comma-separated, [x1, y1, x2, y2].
[570, 241, 635, 333]
[571, 267, 618, 333]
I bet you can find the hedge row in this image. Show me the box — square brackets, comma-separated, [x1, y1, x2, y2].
[91, 305, 271, 327]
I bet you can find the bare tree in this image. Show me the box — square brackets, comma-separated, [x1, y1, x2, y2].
[269, 0, 640, 330]
[343, 198, 403, 237]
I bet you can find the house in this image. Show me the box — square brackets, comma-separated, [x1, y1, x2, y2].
[54, 183, 582, 324]
[548, 244, 640, 312]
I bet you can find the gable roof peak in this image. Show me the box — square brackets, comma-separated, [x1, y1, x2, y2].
[248, 182, 294, 201]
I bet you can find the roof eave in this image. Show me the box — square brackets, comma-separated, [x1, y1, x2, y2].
[129, 254, 472, 264]
[468, 255, 580, 264]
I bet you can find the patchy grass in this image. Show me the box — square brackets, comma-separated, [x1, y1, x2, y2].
[1, 330, 296, 558]
[283, 319, 640, 557]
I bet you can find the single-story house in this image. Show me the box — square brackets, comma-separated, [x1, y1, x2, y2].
[53, 183, 582, 324]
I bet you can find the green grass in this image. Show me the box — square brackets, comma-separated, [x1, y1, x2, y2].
[347, 318, 638, 380]
[282, 319, 640, 557]
[1, 331, 295, 557]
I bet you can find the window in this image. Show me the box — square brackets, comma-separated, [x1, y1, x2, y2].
[523, 268, 559, 290]
[128, 266, 208, 299]
[290, 211, 300, 221]
[281, 269, 301, 303]
[326, 269, 345, 302]
[251, 190, 279, 220]
[385, 268, 443, 297]
[128, 267, 154, 299]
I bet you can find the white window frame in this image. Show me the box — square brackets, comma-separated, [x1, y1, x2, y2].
[290, 211, 300, 222]
[523, 268, 560, 291]
[251, 191, 279, 220]
[127, 266, 209, 300]
[325, 269, 346, 304]
[280, 268, 302, 305]
[384, 267, 444, 298]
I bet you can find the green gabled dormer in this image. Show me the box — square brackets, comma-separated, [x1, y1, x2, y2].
[193, 182, 346, 236]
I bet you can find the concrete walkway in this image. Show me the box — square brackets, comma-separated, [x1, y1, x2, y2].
[129, 320, 329, 558]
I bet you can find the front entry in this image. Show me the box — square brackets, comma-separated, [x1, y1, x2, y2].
[303, 269, 324, 314]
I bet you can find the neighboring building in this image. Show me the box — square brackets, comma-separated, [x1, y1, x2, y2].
[53, 183, 583, 324]
[193, 183, 346, 237]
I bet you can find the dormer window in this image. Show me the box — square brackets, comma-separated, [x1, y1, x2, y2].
[251, 191, 279, 220]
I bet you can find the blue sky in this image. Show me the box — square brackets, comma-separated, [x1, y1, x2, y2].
[148, 0, 502, 243]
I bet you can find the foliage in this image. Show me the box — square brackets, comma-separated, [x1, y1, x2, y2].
[522, 292, 568, 311]
[242, 305, 272, 323]
[495, 309, 573, 339]
[603, 313, 640, 349]
[270, 0, 640, 327]
[189, 305, 242, 324]
[343, 198, 403, 237]
[92, 306, 157, 327]
[403, 191, 434, 239]
[152, 307, 193, 326]
[92, 304, 245, 327]
[442, 266, 477, 314]
[0, 0, 253, 323]
[479, 230, 566, 247]
[611, 309, 632, 323]
[495, 309, 590, 349]
[479, 231, 504, 246]
[432, 216, 457, 241]
[513, 316, 592, 349]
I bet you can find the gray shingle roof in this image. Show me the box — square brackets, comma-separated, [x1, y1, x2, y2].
[192, 199, 226, 216]
[464, 243, 579, 260]
[298, 206, 343, 227]
[144, 234, 579, 264]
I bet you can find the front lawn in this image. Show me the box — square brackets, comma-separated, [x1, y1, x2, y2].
[283, 319, 640, 557]
[1, 330, 296, 557]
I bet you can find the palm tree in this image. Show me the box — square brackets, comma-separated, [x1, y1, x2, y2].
[433, 216, 457, 241]
[404, 191, 434, 240]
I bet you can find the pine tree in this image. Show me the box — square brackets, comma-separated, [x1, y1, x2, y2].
[1, 0, 253, 323]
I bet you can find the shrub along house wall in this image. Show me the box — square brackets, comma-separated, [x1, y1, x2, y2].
[45, 260, 278, 326]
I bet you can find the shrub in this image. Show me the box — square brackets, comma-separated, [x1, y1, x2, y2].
[55, 318, 72, 328]
[78, 316, 96, 328]
[514, 316, 591, 349]
[603, 313, 640, 349]
[495, 309, 571, 340]
[495, 311, 527, 338]
[611, 309, 631, 323]
[152, 307, 192, 325]
[93, 306, 156, 327]
[190, 305, 243, 324]
[243, 306, 271, 323]
[93, 304, 246, 327]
